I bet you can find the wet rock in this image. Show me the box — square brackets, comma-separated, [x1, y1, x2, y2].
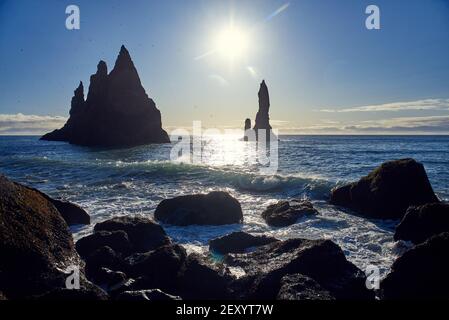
[89, 267, 127, 290]
[262, 200, 318, 227]
[209, 231, 279, 254]
[76, 231, 132, 258]
[124, 244, 187, 294]
[395, 202, 449, 244]
[0, 175, 79, 299]
[277, 274, 335, 300]
[41, 45, 170, 147]
[94, 216, 170, 252]
[116, 289, 181, 301]
[226, 238, 373, 300]
[154, 191, 243, 226]
[330, 159, 439, 219]
[36, 284, 108, 301]
[178, 254, 234, 300]
[381, 232, 449, 299]
[84, 246, 125, 281]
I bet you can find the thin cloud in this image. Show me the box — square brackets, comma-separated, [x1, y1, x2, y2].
[0, 113, 66, 135]
[265, 2, 290, 22]
[320, 98, 449, 113]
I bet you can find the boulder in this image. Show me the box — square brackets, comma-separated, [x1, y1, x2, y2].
[154, 191, 243, 226]
[41, 45, 170, 147]
[76, 231, 132, 258]
[209, 231, 279, 254]
[89, 267, 127, 290]
[276, 274, 335, 300]
[225, 238, 373, 300]
[0, 175, 79, 298]
[382, 232, 449, 299]
[124, 244, 187, 294]
[116, 289, 181, 301]
[262, 200, 318, 227]
[84, 246, 124, 280]
[330, 159, 439, 219]
[94, 216, 170, 252]
[178, 254, 234, 300]
[48, 198, 90, 226]
[395, 202, 449, 244]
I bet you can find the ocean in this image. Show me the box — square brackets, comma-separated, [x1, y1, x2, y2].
[1, 135, 448, 277]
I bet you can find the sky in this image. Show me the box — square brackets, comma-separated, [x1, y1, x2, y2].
[1, 0, 449, 135]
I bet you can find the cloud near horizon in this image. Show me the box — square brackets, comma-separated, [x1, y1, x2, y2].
[0, 113, 67, 135]
[320, 98, 449, 113]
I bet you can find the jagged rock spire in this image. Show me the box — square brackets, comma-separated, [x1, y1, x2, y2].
[69, 81, 85, 116]
[253, 80, 272, 131]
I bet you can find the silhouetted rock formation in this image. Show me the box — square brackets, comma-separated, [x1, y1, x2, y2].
[381, 232, 449, 299]
[154, 191, 243, 226]
[262, 199, 318, 227]
[394, 202, 449, 244]
[243, 118, 251, 141]
[209, 231, 279, 254]
[41, 45, 170, 147]
[330, 159, 439, 219]
[253, 80, 273, 140]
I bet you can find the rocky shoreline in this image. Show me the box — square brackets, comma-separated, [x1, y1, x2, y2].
[1, 158, 448, 300]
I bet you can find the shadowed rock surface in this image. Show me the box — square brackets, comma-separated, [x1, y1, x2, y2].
[94, 216, 171, 252]
[395, 202, 449, 244]
[116, 289, 181, 301]
[381, 232, 449, 299]
[76, 231, 132, 258]
[226, 238, 374, 300]
[209, 231, 279, 254]
[330, 159, 439, 219]
[154, 191, 243, 226]
[262, 200, 318, 227]
[41, 45, 169, 147]
[277, 274, 335, 300]
[0, 175, 102, 299]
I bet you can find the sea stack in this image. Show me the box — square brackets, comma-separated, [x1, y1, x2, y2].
[253, 80, 273, 141]
[243, 118, 251, 141]
[41, 45, 170, 147]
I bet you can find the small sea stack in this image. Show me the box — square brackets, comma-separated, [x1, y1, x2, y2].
[243, 118, 251, 141]
[41, 45, 170, 147]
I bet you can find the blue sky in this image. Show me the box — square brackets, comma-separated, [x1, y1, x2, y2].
[1, 0, 449, 134]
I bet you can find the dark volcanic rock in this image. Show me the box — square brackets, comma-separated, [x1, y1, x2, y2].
[243, 118, 252, 142]
[154, 191, 243, 226]
[84, 246, 125, 280]
[124, 244, 187, 294]
[36, 285, 108, 301]
[41, 45, 170, 147]
[178, 254, 234, 300]
[89, 267, 127, 289]
[94, 216, 170, 252]
[381, 232, 449, 299]
[262, 200, 318, 227]
[253, 80, 272, 132]
[330, 159, 439, 219]
[76, 230, 132, 258]
[276, 274, 335, 300]
[395, 202, 449, 244]
[0, 175, 103, 299]
[116, 289, 181, 301]
[0, 292, 7, 300]
[209, 231, 279, 254]
[0, 175, 77, 298]
[226, 238, 373, 300]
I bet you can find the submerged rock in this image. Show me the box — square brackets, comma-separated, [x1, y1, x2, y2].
[94, 216, 171, 252]
[381, 232, 449, 299]
[226, 238, 373, 300]
[262, 200, 318, 227]
[154, 191, 243, 226]
[277, 274, 335, 300]
[395, 202, 449, 244]
[330, 159, 439, 219]
[41, 45, 170, 147]
[116, 289, 181, 301]
[209, 231, 279, 254]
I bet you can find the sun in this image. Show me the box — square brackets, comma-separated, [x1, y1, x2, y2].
[214, 25, 250, 62]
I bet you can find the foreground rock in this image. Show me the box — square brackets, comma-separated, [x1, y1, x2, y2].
[94, 216, 171, 252]
[330, 159, 438, 219]
[209, 232, 279, 254]
[0, 175, 101, 299]
[226, 238, 373, 300]
[381, 232, 449, 299]
[41, 45, 170, 147]
[394, 202, 449, 244]
[154, 191, 243, 226]
[262, 200, 318, 227]
[277, 274, 335, 300]
[116, 289, 181, 301]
